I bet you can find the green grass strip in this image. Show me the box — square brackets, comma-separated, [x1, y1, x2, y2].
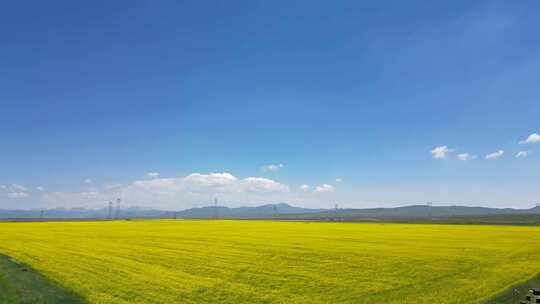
[486, 273, 540, 304]
[0, 254, 86, 304]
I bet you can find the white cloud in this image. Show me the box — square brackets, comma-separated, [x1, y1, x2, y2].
[335, 178, 343, 183]
[299, 184, 310, 192]
[104, 183, 122, 190]
[485, 150, 504, 160]
[36, 186, 45, 191]
[146, 172, 160, 178]
[457, 153, 477, 161]
[261, 164, 284, 172]
[242, 177, 289, 193]
[183, 172, 238, 190]
[0, 184, 30, 199]
[42, 191, 107, 208]
[10, 184, 27, 192]
[121, 178, 182, 208]
[431, 146, 453, 159]
[115, 172, 287, 209]
[520, 133, 540, 144]
[516, 151, 530, 158]
[26, 172, 337, 209]
[84, 179, 93, 184]
[314, 184, 335, 193]
[7, 192, 29, 199]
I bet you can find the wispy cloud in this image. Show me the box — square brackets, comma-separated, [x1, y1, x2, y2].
[516, 151, 530, 158]
[457, 153, 477, 161]
[431, 146, 453, 159]
[242, 177, 289, 193]
[146, 172, 160, 178]
[261, 164, 284, 172]
[299, 184, 310, 192]
[10, 184, 27, 192]
[1, 184, 30, 200]
[7, 192, 29, 199]
[314, 184, 335, 193]
[485, 150, 504, 160]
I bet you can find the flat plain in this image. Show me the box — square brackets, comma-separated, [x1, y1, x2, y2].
[0, 220, 539, 304]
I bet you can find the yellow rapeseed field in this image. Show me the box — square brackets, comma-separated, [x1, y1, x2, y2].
[1, 220, 539, 303]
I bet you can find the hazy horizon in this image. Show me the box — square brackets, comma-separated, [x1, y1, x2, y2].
[3, 200, 540, 213]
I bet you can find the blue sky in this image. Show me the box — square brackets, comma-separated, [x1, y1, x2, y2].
[1, 0, 539, 210]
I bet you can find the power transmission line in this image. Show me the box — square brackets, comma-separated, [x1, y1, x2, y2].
[108, 201, 113, 219]
[427, 202, 433, 218]
[115, 198, 121, 219]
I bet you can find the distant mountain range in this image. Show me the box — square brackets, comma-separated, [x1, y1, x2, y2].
[0, 207, 168, 219]
[176, 203, 324, 218]
[329, 205, 540, 218]
[1, 203, 539, 220]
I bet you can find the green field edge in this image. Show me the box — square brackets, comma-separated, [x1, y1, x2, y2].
[2, 214, 540, 226]
[0, 254, 87, 304]
[485, 272, 540, 304]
